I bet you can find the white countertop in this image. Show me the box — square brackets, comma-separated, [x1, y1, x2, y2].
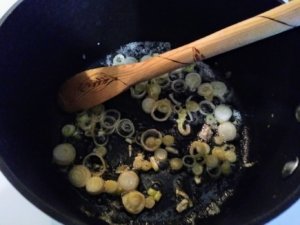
[0, 1, 299, 225]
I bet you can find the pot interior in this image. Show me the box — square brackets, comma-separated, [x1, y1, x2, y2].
[0, 0, 300, 225]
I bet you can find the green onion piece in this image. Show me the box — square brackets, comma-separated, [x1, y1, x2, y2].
[141, 129, 162, 152]
[83, 153, 106, 176]
[154, 148, 168, 162]
[151, 99, 172, 122]
[182, 155, 196, 168]
[147, 83, 161, 100]
[211, 81, 228, 98]
[142, 97, 156, 114]
[116, 119, 135, 138]
[192, 163, 203, 176]
[61, 124, 76, 137]
[185, 72, 202, 92]
[169, 158, 183, 171]
[205, 155, 219, 169]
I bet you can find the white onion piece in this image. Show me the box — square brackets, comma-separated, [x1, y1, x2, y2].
[68, 165, 91, 188]
[142, 97, 156, 114]
[185, 72, 202, 91]
[86, 176, 105, 195]
[214, 104, 232, 123]
[118, 171, 139, 192]
[124, 56, 138, 64]
[122, 191, 145, 214]
[154, 149, 168, 162]
[197, 83, 213, 97]
[112, 54, 125, 65]
[53, 143, 76, 166]
[218, 122, 237, 141]
[211, 81, 228, 97]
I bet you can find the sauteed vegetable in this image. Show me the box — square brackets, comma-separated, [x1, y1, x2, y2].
[52, 42, 244, 224]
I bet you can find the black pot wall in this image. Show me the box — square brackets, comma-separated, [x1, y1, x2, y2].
[0, 0, 300, 225]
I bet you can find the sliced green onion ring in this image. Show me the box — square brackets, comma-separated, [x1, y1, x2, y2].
[142, 97, 156, 114]
[101, 115, 118, 134]
[192, 163, 203, 176]
[185, 72, 202, 92]
[141, 129, 163, 152]
[83, 153, 106, 176]
[61, 124, 76, 137]
[147, 83, 161, 100]
[182, 155, 196, 168]
[130, 87, 146, 99]
[76, 111, 93, 131]
[93, 134, 109, 147]
[211, 81, 228, 97]
[189, 141, 210, 156]
[199, 100, 216, 115]
[169, 93, 182, 106]
[169, 69, 184, 81]
[171, 79, 187, 93]
[197, 83, 213, 98]
[130, 81, 147, 99]
[103, 109, 121, 122]
[152, 73, 170, 89]
[205, 114, 218, 130]
[185, 100, 200, 113]
[151, 99, 172, 122]
[116, 119, 135, 138]
[154, 148, 168, 162]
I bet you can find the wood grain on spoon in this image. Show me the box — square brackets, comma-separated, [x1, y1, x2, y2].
[59, 0, 300, 112]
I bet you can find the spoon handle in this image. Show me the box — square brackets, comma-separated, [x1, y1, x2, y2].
[59, 0, 300, 112]
[135, 0, 300, 82]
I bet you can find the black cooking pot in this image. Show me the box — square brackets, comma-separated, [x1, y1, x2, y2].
[0, 0, 300, 224]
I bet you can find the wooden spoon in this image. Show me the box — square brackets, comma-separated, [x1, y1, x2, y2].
[59, 0, 300, 112]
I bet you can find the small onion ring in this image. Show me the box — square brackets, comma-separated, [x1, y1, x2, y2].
[185, 72, 202, 92]
[116, 119, 135, 138]
[101, 115, 118, 134]
[182, 155, 196, 168]
[151, 99, 172, 122]
[199, 100, 216, 115]
[83, 153, 106, 176]
[141, 129, 163, 152]
[93, 134, 109, 147]
[171, 79, 187, 93]
[130, 87, 146, 99]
